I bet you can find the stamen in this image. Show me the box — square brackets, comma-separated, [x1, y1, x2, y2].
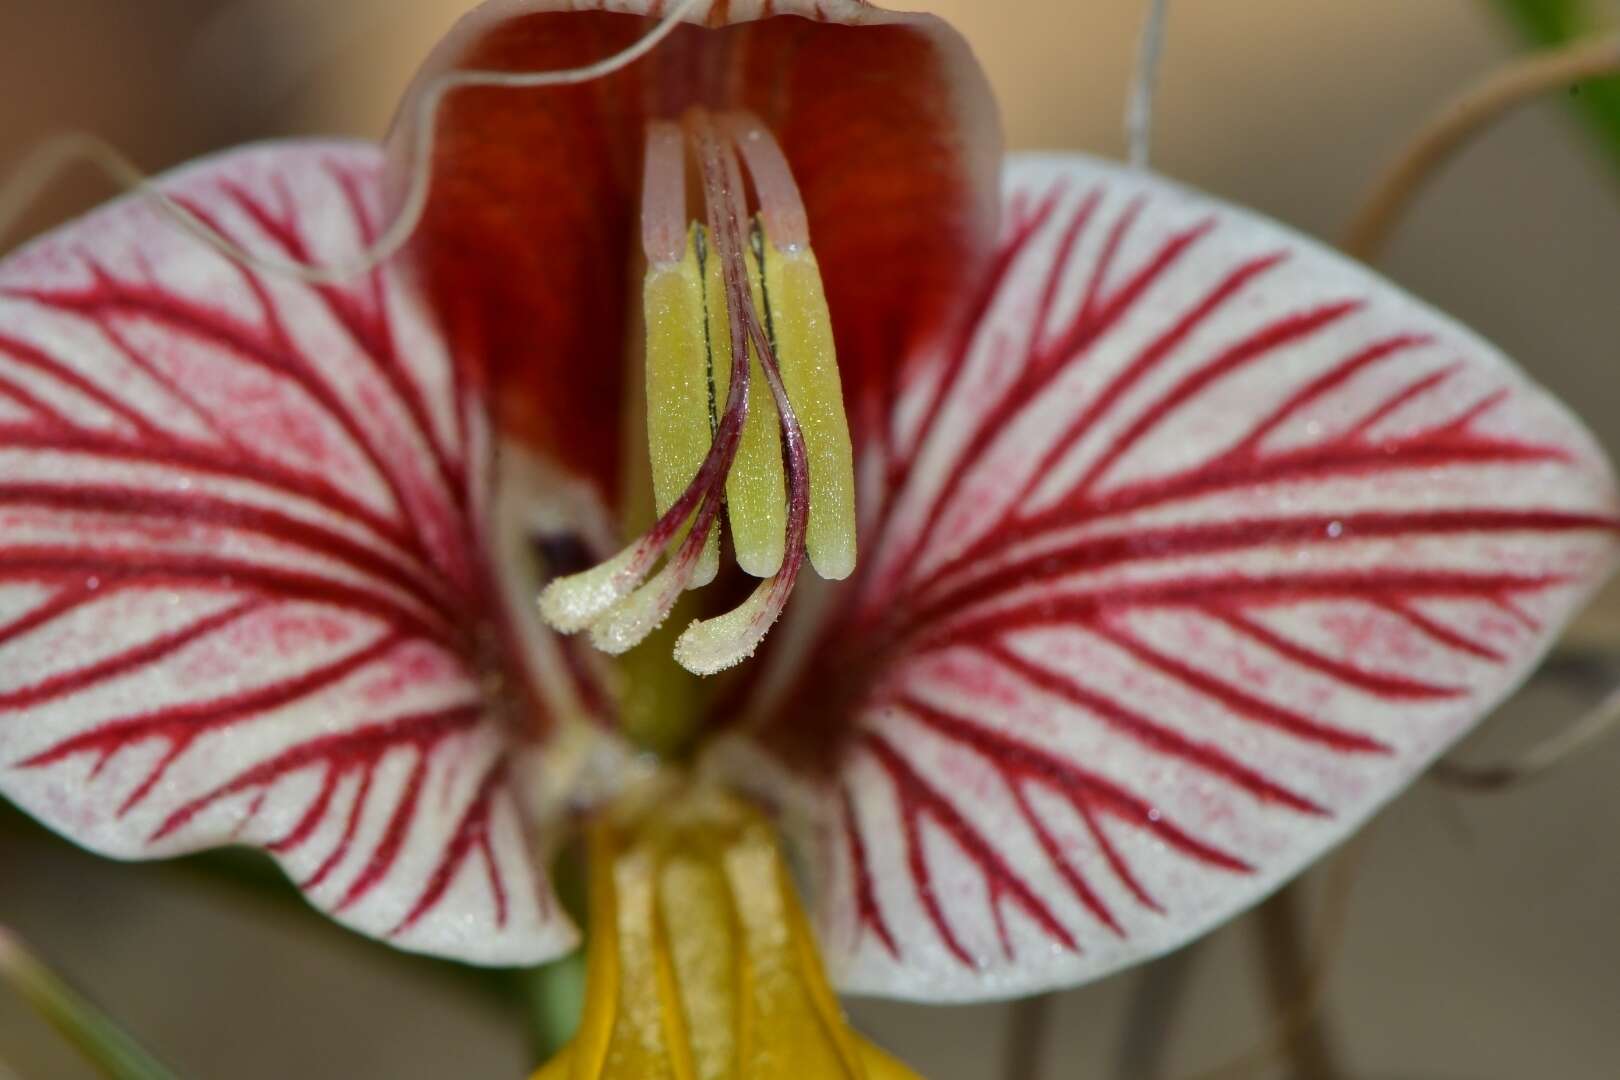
[725, 112, 810, 252]
[642, 124, 720, 589]
[640, 121, 689, 265]
[538, 130, 754, 633]
[672, 560, 803, 675]
[706, 205, 787, 578]
[539, 329, 748, 629]
[589, 488, 724, 654]
[676, 113, 788, 579]
[535, 535, 662, 633]
[754, 233, 856, 579]
[672, 117, 812, 675]
[541, 108, 856, 677]
[728, 111, 857, 580]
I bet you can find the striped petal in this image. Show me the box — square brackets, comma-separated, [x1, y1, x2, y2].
[0, 142, 590, 965]
[717, 152, 1620, 1000]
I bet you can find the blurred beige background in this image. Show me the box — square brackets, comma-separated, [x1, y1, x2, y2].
[2, 2, 1619, 1077]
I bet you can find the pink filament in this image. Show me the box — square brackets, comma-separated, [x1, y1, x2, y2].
[640, 121, 688, 265]
[725, 111, 811, 252]
[693, 111, 812, 639]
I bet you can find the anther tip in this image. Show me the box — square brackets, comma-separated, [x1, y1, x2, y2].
[734, 545, 787, 579]
[808, 542, 856, 582]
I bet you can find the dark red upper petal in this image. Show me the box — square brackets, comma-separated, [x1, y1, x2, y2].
[389, 0, 1000, 499]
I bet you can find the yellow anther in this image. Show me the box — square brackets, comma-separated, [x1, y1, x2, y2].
[644, 227, 720, 589]
[756, 224, 857, 580]
[706, 234, 787, 578]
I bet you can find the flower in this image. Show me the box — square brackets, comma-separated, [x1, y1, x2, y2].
[0, 0, 1617, 1072]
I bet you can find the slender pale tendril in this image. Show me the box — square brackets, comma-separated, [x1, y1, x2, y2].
[0, 0, 706, 284]
[1126, 0, 1171, 169]
[0, 925, 177, 1080]
[1343, 31, 1620, 262]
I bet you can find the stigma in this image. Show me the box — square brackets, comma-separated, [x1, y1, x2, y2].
[538, 110, 856, 676]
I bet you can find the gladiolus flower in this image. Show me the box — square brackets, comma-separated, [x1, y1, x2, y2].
[1, 0, 1616, 1073]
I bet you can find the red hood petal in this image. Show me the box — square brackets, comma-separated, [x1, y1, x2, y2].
[710, 152, 1620, 1001]
[390, 0, 1000, 499]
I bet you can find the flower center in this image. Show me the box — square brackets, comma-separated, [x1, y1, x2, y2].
[537, 110, 855, 676]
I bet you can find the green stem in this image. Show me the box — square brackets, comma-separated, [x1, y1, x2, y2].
[522, 843, 590, 1065]
[0, 927, 178, 1080]
[1493, 0, 1620, 175]
[521, 950, 588, 1065]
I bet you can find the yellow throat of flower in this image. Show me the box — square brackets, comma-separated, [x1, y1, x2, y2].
[537, 111, 856, 678]
[533, 788, 916, 1080]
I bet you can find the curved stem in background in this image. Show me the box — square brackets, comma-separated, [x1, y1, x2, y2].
[1492, 0, 1620, 176]
[0, 0, 704, 284]
[0, 925, 177, 1080]
[1434, 679, 1620, 792]
[1001, 991, 1053, 1080]
[1180, 835, 1369, 1080]
[1112, 942, 1204, 1080]
[1342, 32, 1620, 262]
[1249, 887, 1344, 1080]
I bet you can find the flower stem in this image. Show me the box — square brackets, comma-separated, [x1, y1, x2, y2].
[0, 926, 177, 1080]
[1433, 660, 1620, 792]
[521, 950, 588, 1065]
[1001, 992, 1053, 1080]
[523, 843, 589, 1064]
[1492, 0, 1620, 176]
[1250, 886, 1343, 1080]
[1342, 32, 1620, 261]
[1112, 943, 1203, 1079]
[1191, 836, 1367, 1080]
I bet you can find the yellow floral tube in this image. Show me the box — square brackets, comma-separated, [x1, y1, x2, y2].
[533, 788, 919, 1080]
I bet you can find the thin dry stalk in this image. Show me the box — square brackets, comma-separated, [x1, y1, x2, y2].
[1343, 33, 1620, 261]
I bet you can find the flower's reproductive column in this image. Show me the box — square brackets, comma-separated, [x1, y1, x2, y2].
[539, 111, 855, 676]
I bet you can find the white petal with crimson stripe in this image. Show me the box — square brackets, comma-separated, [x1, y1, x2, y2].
[0, 142, 575, 966]
[719, 153, 1620, 1001]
